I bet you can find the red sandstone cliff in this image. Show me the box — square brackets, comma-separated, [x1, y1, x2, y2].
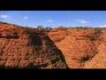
[1, 22, 106, 69]
[48, 28, 106, 68]
[0, 22, 67, 69]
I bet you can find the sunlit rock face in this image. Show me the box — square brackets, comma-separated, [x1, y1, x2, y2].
[1, 21, 106, 69]
[48, 28, 106, 68]
[0, 22, 67, 69]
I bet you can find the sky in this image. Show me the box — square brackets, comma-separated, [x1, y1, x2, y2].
[0, 11, 106, 28]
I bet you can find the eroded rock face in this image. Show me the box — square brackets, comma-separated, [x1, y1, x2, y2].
[84, 29, 106, 68]
[48, 28, 105, 68]
[0, 22, 67, 69]
[1, 21, 106, 69]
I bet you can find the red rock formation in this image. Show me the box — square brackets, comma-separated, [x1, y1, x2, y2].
[48, 28, 105, 68]
[1, 21, 106, 69]
[0, 22, 67, 69]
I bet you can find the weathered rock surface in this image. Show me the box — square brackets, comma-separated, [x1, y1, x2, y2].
[48, 28, 106, 68]
[1, 21, 106, 69]
[0, 22, 67, 69]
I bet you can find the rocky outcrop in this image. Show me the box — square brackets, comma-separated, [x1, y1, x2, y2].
[1, 21, 106, 69]
[0, 22, 67, 69]
[48, 28, 106, 68]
